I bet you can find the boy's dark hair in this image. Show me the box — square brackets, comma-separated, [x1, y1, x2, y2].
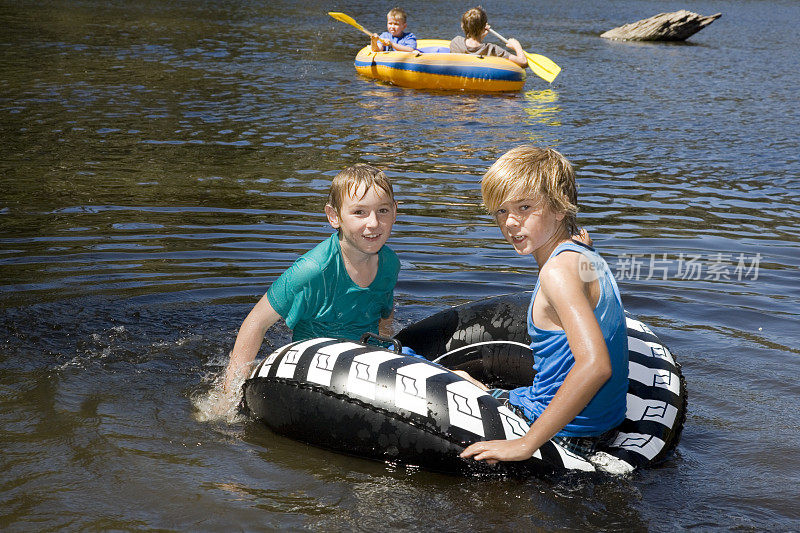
[388, 8, 407, 24]
[327, 164, 395, 212]
[461, 6, 488, 40]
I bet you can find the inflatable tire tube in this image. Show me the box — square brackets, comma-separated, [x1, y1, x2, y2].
[243, 293, 687, 475]
[242, 337, 592, 476]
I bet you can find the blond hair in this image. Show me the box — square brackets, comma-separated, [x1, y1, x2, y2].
[388, 7, 407, 23]
[481, 145, 579, 235]
[327, 163, 395, 212]
[461, 6, 488, 40]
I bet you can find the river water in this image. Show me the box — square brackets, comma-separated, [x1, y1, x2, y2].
[1, 0, 798, 530]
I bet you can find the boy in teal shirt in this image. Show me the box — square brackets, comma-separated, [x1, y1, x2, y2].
[217, 164, 400, 409]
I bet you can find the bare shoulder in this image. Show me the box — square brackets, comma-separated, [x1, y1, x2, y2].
[541, 250, 583, 278]
[539, 251, 587, 296]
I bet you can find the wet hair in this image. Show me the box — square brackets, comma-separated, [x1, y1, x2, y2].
[461, 6, 488, 40]
[481, 145, 579, 235]
[388, 8, 407, 24]
[327, 163, 395, 212]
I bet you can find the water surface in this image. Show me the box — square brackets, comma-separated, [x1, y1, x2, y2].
[2, 0, 799, 530]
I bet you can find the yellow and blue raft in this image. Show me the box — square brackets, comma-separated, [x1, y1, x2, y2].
[354, 39, 526, 92]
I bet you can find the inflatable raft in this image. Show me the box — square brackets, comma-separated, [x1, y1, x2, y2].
[242, 292, 687, 476]
[354, 39, 526, 92]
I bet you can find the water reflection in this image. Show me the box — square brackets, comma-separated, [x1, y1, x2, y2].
[522, 89, 562, 127]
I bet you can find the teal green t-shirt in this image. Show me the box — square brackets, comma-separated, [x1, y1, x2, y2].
[266, 233, 400, 342]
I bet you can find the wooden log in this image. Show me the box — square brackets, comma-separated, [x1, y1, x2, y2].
[600, 10, 721, 41]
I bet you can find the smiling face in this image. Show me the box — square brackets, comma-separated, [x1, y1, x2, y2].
[325, 183, 397, 260]
[386, 15, 406, 37]
[492, 197, 566, 262]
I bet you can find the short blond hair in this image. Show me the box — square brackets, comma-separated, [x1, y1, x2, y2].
[461, 6, 487, 40]
[388, 7, 407, 23]
[481, 145, 579, 235]
[327, 163, 395, 212]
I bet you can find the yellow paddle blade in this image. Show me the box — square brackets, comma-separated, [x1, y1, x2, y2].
[328, 11, 392, 47]
[524, 51, 561, 83]
[328, 11, 372, 37]
[485, 28, 561, 83]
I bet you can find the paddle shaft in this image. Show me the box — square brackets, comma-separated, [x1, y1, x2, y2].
[487, 27, 512, 45]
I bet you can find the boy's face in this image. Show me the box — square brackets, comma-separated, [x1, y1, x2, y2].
[386, 16, 406, 37]
[492, 197, 564, 256]
[325, 183, 397, 258]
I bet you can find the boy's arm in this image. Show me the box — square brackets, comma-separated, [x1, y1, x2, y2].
[371, 32, 401, 52]
[461, 255, 612, 463]
[374, 34, 416, 52]
[378, 309, 394, 337]
[221, 292, 282, 397]
[389, 40, 415, 52]
[504, 38, 529, 68]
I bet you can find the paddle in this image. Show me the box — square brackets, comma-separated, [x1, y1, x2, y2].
[488, 28, 561, 83]
[328, 11, 392, 47]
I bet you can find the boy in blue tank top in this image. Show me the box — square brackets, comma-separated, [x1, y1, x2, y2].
[459, 145, 628, 462]
[216, 164, 400, 410]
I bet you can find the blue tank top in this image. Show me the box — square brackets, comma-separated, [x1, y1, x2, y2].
[509, 241, 628, 437]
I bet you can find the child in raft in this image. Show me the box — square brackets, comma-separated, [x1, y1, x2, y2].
[216, 164, 400, 409]
[371, 7, 417, 52]
[458, 145, 628, 462]
[450, 6, 527, 67]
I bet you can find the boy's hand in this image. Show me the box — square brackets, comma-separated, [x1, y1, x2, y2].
[371, 34, 392, 51]
[577, 228, 594, 247]
[460, 438, 536, 464]
[209, 389, 239, 416]
[506, 38, 523, 52]
[370, 34, 379, 49]
[452, 370, 489, 390]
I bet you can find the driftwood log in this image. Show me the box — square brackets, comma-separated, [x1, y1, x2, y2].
[600, 10, 721, 41]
